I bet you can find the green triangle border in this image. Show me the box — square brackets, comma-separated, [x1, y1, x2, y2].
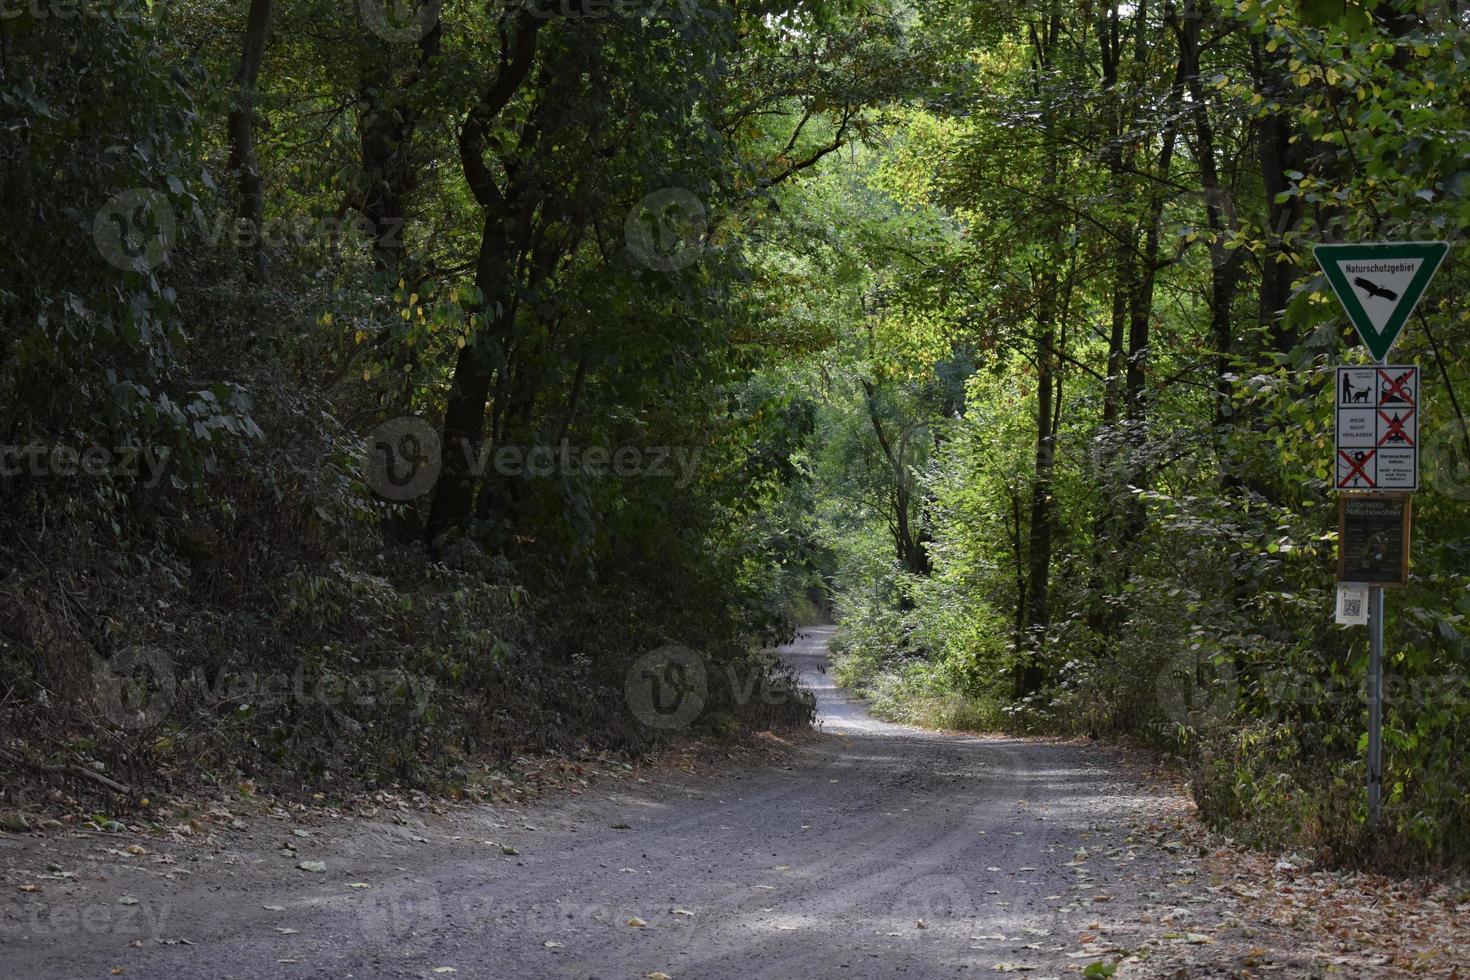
[1314, 242, 1449, 361]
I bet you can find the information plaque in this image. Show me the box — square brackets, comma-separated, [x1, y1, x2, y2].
[1338, 493, 1412, 586]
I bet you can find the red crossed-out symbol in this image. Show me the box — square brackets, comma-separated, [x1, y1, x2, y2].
[1377, 407, 1415, 447]
[1378, 368, 1416, 407]
[1338, 449, 1375, 488]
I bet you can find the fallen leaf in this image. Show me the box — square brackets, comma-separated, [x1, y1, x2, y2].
[296, 860, 326, 873]
[627, 917, 648, 928]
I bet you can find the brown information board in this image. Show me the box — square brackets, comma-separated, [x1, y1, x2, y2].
[1338, 493, 1412, 586]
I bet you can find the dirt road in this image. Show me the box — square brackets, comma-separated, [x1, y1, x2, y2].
[3, 628, 1243, 978]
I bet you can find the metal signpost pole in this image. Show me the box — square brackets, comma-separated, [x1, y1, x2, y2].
[1367, 351, 1387, 834]
[1367, 581, 1384, 830]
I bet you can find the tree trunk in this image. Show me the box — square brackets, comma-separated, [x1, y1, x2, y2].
[359, 24, 441, 278]
[1251, 39, 1305, 355]
[1013, 3, 1065, 699]
[1175, 1, 1244, 480]
[227, 0, 273, 281]
[862, 379, 930, 577]
[1117, 48, 1183, 552]
[424, 14, 547, 542]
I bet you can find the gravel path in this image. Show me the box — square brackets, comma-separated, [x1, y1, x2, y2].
[4, 627, 1212, 979]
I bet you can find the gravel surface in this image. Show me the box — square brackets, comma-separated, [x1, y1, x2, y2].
[4, 627, 1227, 979]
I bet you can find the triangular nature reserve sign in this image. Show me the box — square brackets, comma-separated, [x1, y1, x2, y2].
[1314, 242, 1449, 361]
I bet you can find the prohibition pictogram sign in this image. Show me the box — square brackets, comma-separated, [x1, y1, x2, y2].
[1378, 368, 1416, 406]
[1377, 408, 1415, 447]
[1336, 365, 1418, 491]
[1338, 449, 1375, 488]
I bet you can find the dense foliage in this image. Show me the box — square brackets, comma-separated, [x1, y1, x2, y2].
[803, 0, 1469, 867]
[0, 0, 924, 793]
[2, 0, 1464, 868]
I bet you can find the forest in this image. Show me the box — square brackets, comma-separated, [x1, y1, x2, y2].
[1, 0, 1467, 887]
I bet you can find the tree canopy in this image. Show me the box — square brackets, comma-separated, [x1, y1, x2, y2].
[1, 0, 1467, 866]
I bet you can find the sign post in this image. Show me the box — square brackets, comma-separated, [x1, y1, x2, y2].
[1336, 491, 1412, 830]
[1315, 241, 1447, 833]
[1368, 585, 1384, 828]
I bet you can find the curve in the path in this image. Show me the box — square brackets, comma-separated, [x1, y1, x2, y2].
[9, 627, 1190, 980]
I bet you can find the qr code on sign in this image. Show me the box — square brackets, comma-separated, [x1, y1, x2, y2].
[1344, 598, 1363, 618]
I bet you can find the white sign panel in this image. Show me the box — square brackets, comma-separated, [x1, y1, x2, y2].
[1336, 583, 1370, 626]
[1335, 365, 1417, 491]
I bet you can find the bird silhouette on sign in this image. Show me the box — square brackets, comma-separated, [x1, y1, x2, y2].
[1353, 276, 1398, 302]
